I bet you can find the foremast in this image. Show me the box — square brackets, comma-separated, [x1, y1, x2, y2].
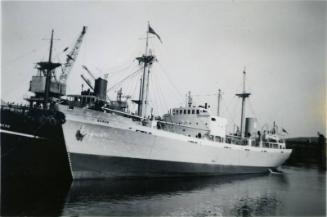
[136, 22, 158, 117]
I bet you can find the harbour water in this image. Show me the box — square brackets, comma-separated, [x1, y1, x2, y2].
[2, 165, 325, 216]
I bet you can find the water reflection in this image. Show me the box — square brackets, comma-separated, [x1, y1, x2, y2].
[1, 178, 71, 216]
[63, 173, 289, 216]
[2, 168, 324, 217]
[67, 174, 266, 200]
[231, 195, 281, 217]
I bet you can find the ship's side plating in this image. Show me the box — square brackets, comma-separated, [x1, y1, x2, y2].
[1, 105, 71, 179]
[60, 106, 291, 179]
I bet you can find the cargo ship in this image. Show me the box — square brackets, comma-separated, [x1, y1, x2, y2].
[57, 24, 292, 179]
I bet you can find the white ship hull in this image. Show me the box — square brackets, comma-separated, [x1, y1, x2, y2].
[59, 106, 292, 179]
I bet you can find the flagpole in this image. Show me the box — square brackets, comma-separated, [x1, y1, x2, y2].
[145, 21, 149, 56]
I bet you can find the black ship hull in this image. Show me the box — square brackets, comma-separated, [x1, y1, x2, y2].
[1, 105, 71, 180]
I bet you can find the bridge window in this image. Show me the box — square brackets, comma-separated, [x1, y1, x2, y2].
[184, 110, 186, 114]
[188, 110, 191, 114]
[192, 110, 195, 114]
[196, 110, 199, 114]
[180, 110, 183, 114]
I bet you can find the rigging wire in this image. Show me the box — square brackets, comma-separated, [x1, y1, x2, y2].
[157, 62, 184, 102]
[107, 62, 135, 76]
[152, 69, 170, 115]
[247, 98, 258, 119]
[149, 74, 160, 116]
[248, 98, 267, 130]
[192, 93, 218, 97]
[123, 77, 133, 97]
[131, 75, 140, 98]
[150, 71, 164, 115]
[128, 73, 141, 113]
[105, 37, 148, 77]
[158, 67, 177, 113]
[226, 96, 240, 132]
[107, 67, 143, 92]
[220, 94, 233, 117]
[3, 46, 49, 71]
[4, 49, 38, 65]
[156, 63, 185, 109]
[2, 44, 62, 100]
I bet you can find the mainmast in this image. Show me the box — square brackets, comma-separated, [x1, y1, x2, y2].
[236, 69, 251, 137]
[136, 22, 157, 117]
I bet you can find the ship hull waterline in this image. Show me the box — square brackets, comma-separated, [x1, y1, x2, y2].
[69, 153, 272, 179]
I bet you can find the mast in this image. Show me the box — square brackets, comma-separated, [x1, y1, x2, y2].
[48, 30, 54, 62]
[136, 22, 156, 117]
[142, 22, 150, 118]
[187, 91, 192, 107]
[44, 29, 54, 105]
[137, 77, 143, 116]
[236, 69, 251, 137]
[144, 58, 151, 116]
[137, 23, 149, 117]
[217, 89, 221, 116]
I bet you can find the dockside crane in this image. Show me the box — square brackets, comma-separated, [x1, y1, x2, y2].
[59, 26, 87, 88]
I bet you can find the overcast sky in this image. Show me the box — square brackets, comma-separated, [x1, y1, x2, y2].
[1, 1, 326, 137]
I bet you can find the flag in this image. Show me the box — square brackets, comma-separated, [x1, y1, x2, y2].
[282, 128, 288, 134]
[148, 25, 162, 43]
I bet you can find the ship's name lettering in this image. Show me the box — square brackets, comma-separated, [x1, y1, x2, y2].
[97, 119, 109, 124]
[0, 123, 10, 129]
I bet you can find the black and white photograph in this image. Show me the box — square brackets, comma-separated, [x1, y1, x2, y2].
[1, 0, 326, 216]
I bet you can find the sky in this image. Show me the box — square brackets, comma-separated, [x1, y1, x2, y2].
[1, 0, 326, 137]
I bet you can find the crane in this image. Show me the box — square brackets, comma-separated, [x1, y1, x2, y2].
[59, 26, 87, 85]
[80, 74, 94, 90]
